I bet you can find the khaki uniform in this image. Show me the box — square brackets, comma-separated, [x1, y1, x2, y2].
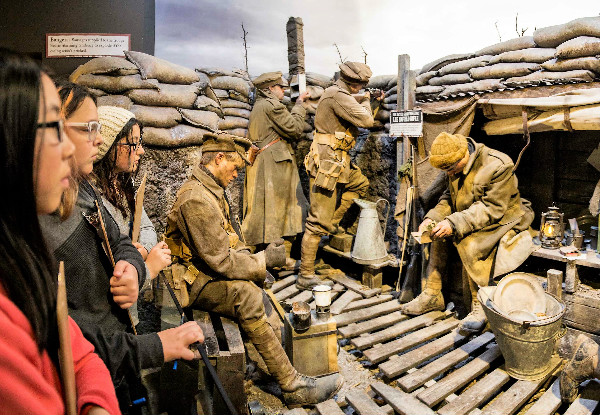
[242, 89, 308, 245]
[304, 79, 374, 235]
[425, 138, 535, 286]
[165, 166, 268, 330]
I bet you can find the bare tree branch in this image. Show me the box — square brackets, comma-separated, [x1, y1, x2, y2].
[241, 23, 249, 74]
[333, 43, 344, 64]
[494, 21, 502, 42]
[515, 13, 528, 37]
[361, 45, 368, 64]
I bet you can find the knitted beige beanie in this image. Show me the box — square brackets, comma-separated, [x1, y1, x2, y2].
[429, 132, 469, 169]
[97, 106, 135, 161]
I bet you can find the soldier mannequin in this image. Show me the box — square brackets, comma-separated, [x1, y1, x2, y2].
[242, 72, 309, 268]
[401, 132, 535, 333]
[299, 61, 383, 290]
[165, 132, 342, 407]
[560, 334, 600, 403]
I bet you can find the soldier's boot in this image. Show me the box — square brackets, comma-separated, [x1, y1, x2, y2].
[560, 334, 600, 404]
[400, 268, 445, 315]
[459, 278, 487, 333]
[297, 231, 333, 290]
[246, 321, 343, 407]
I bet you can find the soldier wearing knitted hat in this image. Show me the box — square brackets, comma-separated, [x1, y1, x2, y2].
[401, 132, 535, 335]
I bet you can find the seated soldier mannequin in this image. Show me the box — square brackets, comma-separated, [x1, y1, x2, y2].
[165, 132, 342, 407]
[401, 132, 535, 333]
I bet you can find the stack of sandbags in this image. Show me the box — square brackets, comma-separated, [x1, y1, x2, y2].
[197, 68, 253, 137]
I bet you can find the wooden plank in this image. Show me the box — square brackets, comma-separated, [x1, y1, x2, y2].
[564, 396, 600, 415]
[346, 390, 387, 415]
[271, 274, 296, 293]
[282, 408, 309, 415]
[344, 294, 393, 312]
[380, 329, 471, 379]
[339, 311, 408, 339]
[522, 378, 561, 415]
[315, 399, 345, 415]
[363, 317, 459, 364]
[397, 331, 496, 392]
[330, 290, 362, 315]
[437, 368, 510, 415]
[479, 356, 561, 415]
[328, 273, 381, 298]
[351, 310, 447, 350]
[286, 289, 313, 305]
[334, 300, 403, 328]
[219, 316, 245, 354]
[193, 310, 219, 355]
[372, 381, 436, 415]
[417, 345, 503, 407]
[275, 284, 301, 302]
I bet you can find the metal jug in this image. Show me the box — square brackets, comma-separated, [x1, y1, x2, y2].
[351, 198, 389, 264]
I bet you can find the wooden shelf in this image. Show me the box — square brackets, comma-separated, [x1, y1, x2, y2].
[530, 246, 600, 269]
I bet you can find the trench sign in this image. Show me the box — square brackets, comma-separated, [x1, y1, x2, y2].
[389, 109, 423, 137]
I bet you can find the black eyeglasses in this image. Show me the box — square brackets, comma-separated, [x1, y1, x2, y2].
[118, 135, 144, 151]
[37, 119, 64, 142]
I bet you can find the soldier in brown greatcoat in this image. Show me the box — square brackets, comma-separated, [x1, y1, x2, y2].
[242, 72, 309, 268]
[165, 132, 342, 407]
[298, 61, 382, 289]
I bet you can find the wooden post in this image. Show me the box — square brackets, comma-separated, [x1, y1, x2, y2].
[564, 260, 579, 293]
[363, 265, 383, 289]
[286, 17, 305, 76]
[396, 54, 412, 171]
[546, 269, 563, 299]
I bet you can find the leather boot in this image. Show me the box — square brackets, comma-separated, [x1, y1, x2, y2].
[459, 278, 487, 333]
[560, 334, 600, 403]
[246, 321, 343, 407]
[401, 288, 444, 315]
[298, 231, 333, 290]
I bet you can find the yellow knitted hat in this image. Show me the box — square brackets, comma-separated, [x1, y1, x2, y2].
[429, 132, 469, 169]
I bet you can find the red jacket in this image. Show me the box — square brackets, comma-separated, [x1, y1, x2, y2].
[0, 288, 121, 415]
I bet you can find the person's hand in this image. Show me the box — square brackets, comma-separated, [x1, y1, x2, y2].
[133, 242, 149, 260]
[146, 241, 172, 279]
[362, 90, 371, 103]
[265, 238, 286, 268]
[374, 89, 385, 101]
[110, 260, 139, 309]
[431, 219, 454, 239]
[418, 218, 434, 234]
[296, 91, 310, 103]
[158, 321, 205, 362]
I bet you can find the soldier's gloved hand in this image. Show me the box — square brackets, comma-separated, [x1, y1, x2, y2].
[265, 239, 286, 268]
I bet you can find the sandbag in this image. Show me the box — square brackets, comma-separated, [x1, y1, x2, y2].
[143, 125, 209, 147]
[125, 50, 200, 84]
[384, 94, 397, 104]
[88, 88, 106, 97]
[469, 62, 541, 80]
[488, 48, 556, 64]
[306, 72, 333, 89]
[130, 105, 181, 128]
[504, 70, 596, 87]
[76, 74, 159, 94]
[218, 116, 249, 130]
[306, 85, 324, 100]
[69, 57, 139, 82]
[534, 17, 600, 48]
[375, 109, 390, 122]
[213, 89, 229, 99]
[220, 99, 252, 110]
[223, 128, 248, 138]
[228, 91, 250, 103]
[428, 73, 472, 86]
[178, 108, 220, 131]
[438, 55, 492, 76]
[556, 36, 600, 59]
[197, 67, 250, 80]
[382, 102, 397, 111]
[475, 36, 537, 56]
[420, 53, 475, 74]
[416, 85, 444, 96]
[542, 57, 600, 74]
[440, 79, 504, 96]
[194, 71, 211, 90]
[385, 85, 397, 97]
[96, 95, 133, 110]
[194, 95, 223, 116]
[416, 71, 438, 86]
[127, 84, 199, 108]
[200, 86, 221, 107]
[211, 75, 252, 97]
[223, 107, 251, 118]
[367, 75, 396, 90]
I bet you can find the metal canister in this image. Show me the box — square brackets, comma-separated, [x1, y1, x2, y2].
[291, 301, 311, 332]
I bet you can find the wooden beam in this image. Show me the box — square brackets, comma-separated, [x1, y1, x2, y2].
[334, 300, 402, 328]
[372, 381, 436, 415]
[346, 390, 388, 415]
[339, 311, 407, 339]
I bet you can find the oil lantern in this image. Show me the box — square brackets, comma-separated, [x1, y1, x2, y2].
[540, 205, 564, 249]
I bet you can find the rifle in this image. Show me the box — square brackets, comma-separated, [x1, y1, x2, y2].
[131, 172, 148, 244]
[397, 139, 425, 302]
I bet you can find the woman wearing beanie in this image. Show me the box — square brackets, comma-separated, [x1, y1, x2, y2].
[401, 132, 535, 334]
[40, 85, 204, 414]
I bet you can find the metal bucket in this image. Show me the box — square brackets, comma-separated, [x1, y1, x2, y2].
[478, 286, 566, 381]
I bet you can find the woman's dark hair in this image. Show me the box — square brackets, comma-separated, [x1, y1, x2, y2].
[57, 81, 97, 118]
[93, 117, 142, 219]
[0, 48, 59, 355]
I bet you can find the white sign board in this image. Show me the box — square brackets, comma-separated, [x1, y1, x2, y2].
[46, 33, 130, 58]
[389, 109, 423, 137]
[298, 73, 307, 95]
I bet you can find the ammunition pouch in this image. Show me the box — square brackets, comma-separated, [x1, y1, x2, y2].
[313, 131, 355, 152]
[162, 262, 201, 308]
[314, 158, 344, 192]
[164, 236, 193, 263]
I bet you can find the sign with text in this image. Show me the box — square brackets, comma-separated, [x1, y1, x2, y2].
[389, 109, 423, 137]
[46, 33, 130, 58]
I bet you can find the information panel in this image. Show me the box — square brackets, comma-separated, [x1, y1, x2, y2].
[389, 109, 423, 137]
[46, 33, 130, 58]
